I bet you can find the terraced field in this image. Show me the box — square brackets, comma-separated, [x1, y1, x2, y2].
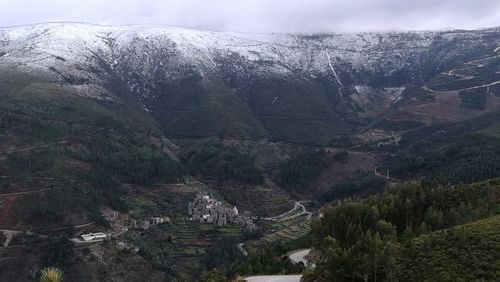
[125, 180, 243, 280]
[246, 214, 312, 252]
[219, 181, 295, 217]
[262, 220, 311, 243]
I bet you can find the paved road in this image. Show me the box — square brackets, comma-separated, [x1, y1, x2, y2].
[245, 275, 303, 282]
[424, 79, 500, 93]
[263, 202, 301, 221]
[288, 249, 310, 265]
[237, 243, 248, 256]
[263, 202, 311, 221]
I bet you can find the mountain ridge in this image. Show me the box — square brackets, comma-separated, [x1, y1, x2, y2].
[2, 22, 499, 145]
[2, 21, 499, 34]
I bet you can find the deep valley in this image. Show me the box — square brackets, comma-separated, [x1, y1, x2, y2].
[1, 23, 500, 281]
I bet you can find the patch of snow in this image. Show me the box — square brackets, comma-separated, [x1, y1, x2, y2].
[0, 22, 496, 105]
[325, 49, 343, 88]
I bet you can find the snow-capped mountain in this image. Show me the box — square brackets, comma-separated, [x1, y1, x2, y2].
[1, 22, 500, 144]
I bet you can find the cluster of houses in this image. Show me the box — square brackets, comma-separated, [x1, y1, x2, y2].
[131, 216, 171, 231]
[188, 193, 255, 229]
[77, 194, 256, 244]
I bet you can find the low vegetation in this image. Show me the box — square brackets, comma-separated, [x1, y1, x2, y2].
[39, 267, 63, 282]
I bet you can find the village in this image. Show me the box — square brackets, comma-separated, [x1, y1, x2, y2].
[69, 192, 256, 249]
[188, 193, 255, 229]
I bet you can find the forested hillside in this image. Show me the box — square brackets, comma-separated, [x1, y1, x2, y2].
[392, 133, 500, 184]
[0, 71, 182, 229]
[304, 179, 500, 281]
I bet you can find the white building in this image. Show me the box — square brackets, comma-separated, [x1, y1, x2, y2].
[81, 232, 107, 241]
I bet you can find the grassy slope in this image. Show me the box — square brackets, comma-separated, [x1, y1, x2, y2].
[479, 122, 500, 139]
[403, 214, 500, 281]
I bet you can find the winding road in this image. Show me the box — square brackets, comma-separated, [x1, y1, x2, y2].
[288, 249, 311, 265]
[263, 202, 311, 221]
[424, 52, 500, 94]
[237, 243, 248, 256]
[240, 207, 313, 280]
[423, 79, 500, 94]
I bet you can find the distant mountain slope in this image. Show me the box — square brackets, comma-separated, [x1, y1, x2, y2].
[1, 23, 500, 145]
[368, 44, 500, 132]
[1, 23, 500, 226]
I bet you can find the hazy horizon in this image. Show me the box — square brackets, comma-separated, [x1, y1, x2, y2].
[3, 0, 500, 33]
[2, 20, 500, 35]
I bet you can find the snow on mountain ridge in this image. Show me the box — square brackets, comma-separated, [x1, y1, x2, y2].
[2, 23, 500, 144]
[0, 22, 449, 74]
[1, 22, 499, 96]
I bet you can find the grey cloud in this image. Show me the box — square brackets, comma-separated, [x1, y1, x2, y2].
[2, 0, 500, 33]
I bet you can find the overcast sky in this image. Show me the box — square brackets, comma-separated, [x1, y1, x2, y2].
[2, 0, 500, 33]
